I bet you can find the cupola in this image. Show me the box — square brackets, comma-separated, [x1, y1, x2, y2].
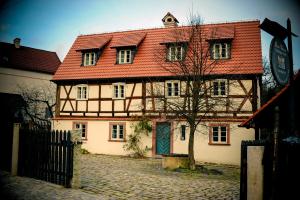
[162, 12, 179, 28]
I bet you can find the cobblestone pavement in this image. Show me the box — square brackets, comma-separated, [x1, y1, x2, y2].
[0, 170, 107, 200]
[0, 154, 240, 199]
[80, 154, 240, 200]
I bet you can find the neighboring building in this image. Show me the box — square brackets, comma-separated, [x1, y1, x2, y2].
[52, 13, 263, 165]
[0, 38, 61, 121]
[0, 38, 60, 171]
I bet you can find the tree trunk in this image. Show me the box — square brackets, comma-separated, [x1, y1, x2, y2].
[188, 126, 196, 170]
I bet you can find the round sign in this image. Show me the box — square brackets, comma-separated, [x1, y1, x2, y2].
[270, 37, 290, 86]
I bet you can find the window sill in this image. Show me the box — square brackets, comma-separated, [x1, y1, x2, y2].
[208, 142, 230, 146]
[108, 139, 126, 142]
[76, 98, 88, 101]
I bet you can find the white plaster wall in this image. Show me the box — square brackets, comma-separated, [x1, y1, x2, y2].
[172, 122, 255, 165]
[0, 67, 54, 94]
[53, 120, 153, 156]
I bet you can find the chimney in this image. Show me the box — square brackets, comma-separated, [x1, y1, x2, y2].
[162, 12, 179, 28]
[13, 38, 21, 48]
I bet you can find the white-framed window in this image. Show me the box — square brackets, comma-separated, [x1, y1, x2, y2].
[212, 43, 230, 59]
[165, 81, 180, 97]
[209, 125, 229, 144]
[74, 122, 87, 140]
[76, 85, 88, 100]
[168, 45, 184, 61]
[83, 52, 96, 66]
[110, 123, 126, 141]
[118, 50, 132, 64]
[212, 80, 227, 96]
[112, 83, 125, 99]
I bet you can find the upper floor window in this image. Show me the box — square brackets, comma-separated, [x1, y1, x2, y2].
[74, 122, 87, 140]
[77, 85, 88, 100]
[166, 81, 180, 97]
[212, 42, 230, 59]
[168, 45, 184, 61]
[209, 125, 229, 145]
[212, 80, 227, 96]
[83, 52, 96, 66]
[113, 83, 125, 99]
[118, 50, 132, 64]
[109, 123, 126, 142]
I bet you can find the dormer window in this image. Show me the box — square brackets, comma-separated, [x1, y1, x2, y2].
[212, 42, 231, 59]
[168, 44, 185, 61]
[83, 52, 96, 66]
[118, 50, 132, 64]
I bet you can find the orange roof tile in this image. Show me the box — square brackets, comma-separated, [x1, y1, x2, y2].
[207, 26, 235, 40]
[53, 20, 263, 81]
[76, 36, 112, 51]
[110, 33, 146, 48]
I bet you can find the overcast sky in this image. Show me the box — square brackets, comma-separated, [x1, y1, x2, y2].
[1, 0, 299, 69]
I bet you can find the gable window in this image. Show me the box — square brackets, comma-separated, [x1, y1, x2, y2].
[118, 50, 132, 64]
[74, 122, 87, 140]
[212, 80, 227, 96]
[181, 125, 186, 140]
[83, 52, 96, 66]
[77, 85, 88, 100]
[209, 125, 229, 145]
[166, 81, 180, 97]
[113, 83, 125, 99]
[168, 45, 184, 61]
[109, 123, 126, 142]
[212, 43, 230, 59]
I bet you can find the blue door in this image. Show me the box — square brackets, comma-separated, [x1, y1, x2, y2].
[156, 122, 171, 155]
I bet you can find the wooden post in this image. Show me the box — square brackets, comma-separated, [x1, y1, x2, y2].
[11, 123, 21, 176]
[70, 129, 82, 189]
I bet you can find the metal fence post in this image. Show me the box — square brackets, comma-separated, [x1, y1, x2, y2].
[70, 129, 82, 188]
[11, 123, 21, 176]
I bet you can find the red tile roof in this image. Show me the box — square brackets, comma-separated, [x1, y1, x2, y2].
[76, 36, 112, 51]
[53, 20, 263, 81]
[0, 42, 61, 74]
[110, 33, 146, 48]
[207, 26, 235, 40]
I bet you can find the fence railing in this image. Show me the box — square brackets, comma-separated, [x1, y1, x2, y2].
[18, 127, 74, 187]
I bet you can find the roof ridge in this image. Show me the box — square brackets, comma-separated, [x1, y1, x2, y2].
[77, 19, 260, 37]
[0, 41, 58, 54]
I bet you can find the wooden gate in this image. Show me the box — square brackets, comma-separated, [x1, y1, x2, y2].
[18, 127, 74, 187]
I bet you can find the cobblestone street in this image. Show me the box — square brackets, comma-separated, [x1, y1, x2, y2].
[1, 154, 240, 199]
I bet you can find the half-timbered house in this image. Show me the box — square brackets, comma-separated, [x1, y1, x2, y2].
[52, 13, 263, 165]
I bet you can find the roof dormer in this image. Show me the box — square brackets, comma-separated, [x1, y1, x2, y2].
[162, 12, 179, 28]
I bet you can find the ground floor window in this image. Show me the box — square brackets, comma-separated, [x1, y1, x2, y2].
[73, 122, 87, 140]
[109, 122, 126, 142]
[209, 124, 230, 145]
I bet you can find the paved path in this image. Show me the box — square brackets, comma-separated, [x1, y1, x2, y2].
[1, 154, 240, 199]
[81, 154, 240, 200]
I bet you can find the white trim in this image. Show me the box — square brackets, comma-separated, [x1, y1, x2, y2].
[76, 84, 88, 100]
[118, 50, 132, 64]
[211, 126, 228, 144]
[211, 79, 227, 97]
[165, 80, 180, 97]
[168, 45, 184, 61]
[83, 52, 96, 66]
[112, 82, 126, 99]
[213, 43, 229, 59]
[111, 124, 125, 140]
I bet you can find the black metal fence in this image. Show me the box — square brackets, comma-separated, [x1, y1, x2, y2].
[18, 127, 74, 187]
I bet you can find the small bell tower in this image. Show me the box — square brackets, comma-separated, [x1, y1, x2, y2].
[162, 12, 179, 28]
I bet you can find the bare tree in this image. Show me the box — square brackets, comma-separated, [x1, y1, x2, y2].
[261, 57, 282, 104]
[152, 14, 233, 169]
[18, 83, 56, 125]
